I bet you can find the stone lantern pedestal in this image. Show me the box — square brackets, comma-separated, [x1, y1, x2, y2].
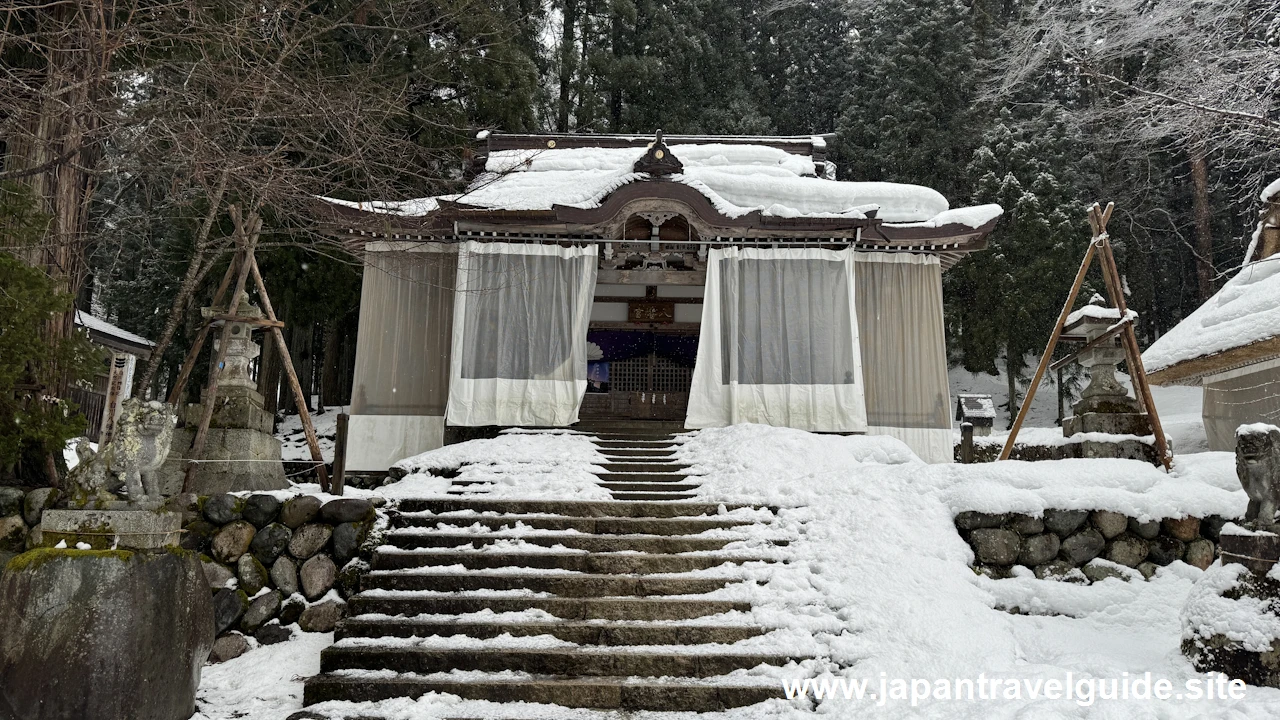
[160, 301, 288, 494]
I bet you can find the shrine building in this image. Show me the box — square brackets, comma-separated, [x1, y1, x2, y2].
[320, 132, 1003, 470]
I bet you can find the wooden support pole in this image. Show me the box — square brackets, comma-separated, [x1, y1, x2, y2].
[182, 213, 260, 492]
[332, 412, 349, 497]
[247, 255, 331, 490]
[167, 254, 241, 406]
[960, 422, 974, 464]
[999, 241, 1098, 461]
[1096, 238, 1172, 470]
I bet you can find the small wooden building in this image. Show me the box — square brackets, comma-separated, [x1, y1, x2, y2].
[1143, 182, 1280, 450]
[321, 132, 1002, 470]
[70, 310, 155, 443]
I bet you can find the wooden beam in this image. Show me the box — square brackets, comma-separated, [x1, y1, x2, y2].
[182, 210, 260, 492]
[206, 315, 285, 328]
[247, 254, 331, 490]
[596, 270, 707, 285]
[1096, 234, 1172, 470]
[332, 413, 348, 497]
[167, 254, 241, 405]
[999, 234, 1099, 461]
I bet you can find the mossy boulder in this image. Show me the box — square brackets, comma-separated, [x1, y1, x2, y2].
[0, 547, 214, 720]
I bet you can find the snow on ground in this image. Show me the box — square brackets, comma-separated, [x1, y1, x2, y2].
[193, 630, 330, 720]
[277, 405, 348, 462]
[206, 426, 1280, 718]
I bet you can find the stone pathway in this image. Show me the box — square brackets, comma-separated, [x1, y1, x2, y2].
[300, 427, 800, 716]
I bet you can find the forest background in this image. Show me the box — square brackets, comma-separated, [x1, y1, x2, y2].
[2, 0, 1277, 481]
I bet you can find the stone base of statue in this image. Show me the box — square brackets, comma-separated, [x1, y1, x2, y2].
[41, 508, 182, 550]
[158, 306, 289, 495]
[1219, 530, 1280, 575]
[1183, 528, 1280, 688]
[1063, 411, 1155, 460]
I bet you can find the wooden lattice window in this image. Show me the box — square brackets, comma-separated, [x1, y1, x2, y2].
[608, 355, 692, 393]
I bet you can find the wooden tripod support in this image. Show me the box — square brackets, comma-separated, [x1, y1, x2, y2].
[999, 202, 1172, 471]
[170, 205, 332, 493]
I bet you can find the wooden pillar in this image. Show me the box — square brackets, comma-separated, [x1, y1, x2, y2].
[960, 422, 974, 464]
[332, 413, 349, 497]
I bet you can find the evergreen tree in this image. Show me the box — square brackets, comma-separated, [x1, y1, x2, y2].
[945, 107, 1096, 423]
[0, 183, 97, 484]
[835, 0, 979, 198]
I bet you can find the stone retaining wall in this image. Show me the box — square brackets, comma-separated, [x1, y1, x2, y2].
[0, 486, 383, 664]
[953, 437, 1158, 464]
[956, 508, 1228, 582]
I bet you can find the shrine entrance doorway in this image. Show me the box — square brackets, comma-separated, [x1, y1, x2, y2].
[579, 329, 697, 421]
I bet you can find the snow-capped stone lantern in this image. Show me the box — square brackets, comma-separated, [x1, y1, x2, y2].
[1061, 295, 1147, 439]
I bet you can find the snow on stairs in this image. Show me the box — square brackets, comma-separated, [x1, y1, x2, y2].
[302, 497, 797, 714]
[582, 422, 698, 501]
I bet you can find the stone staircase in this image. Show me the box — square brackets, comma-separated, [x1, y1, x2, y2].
[301, 426, 800, 716]
[585, 421, 699, 501]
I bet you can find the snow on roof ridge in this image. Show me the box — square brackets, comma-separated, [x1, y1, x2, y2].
[320, 142, 991, 224]
[75, 309, 154, 347]
[883, 203, 1003, 230]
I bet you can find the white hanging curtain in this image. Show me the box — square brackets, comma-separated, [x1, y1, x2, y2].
[687, 246, 868, 432]
[446, 241, 598, 426]
[854, 252, 953, 463]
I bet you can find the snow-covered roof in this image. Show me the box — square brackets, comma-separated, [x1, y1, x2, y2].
[324, 143, 1002, 228]
[1143, 258, 1280, 379]
[1064, 304, 1137, 328]
[1147, 181, 1280, 383]
[955, 393, 997, 420]
[75, 310, 154, 353]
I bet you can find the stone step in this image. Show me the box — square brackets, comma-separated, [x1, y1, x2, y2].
[303, 675, 782, 711]
[599, 463, 690, 473]
[390, 513, 753, 535]
[348, 595, 752, 621]
[360, 571, 735, 596]
[371, 550, 766, 574]
[590, 434, 679, 442]
[596, 472, 692, 482]
[335, 619, 765, 646]
[599, 482, 702, 494]
[607, 491, 699, 501]
[598, 448, 677, 458]
[320, 646, 799, 678]
[394, 498, 756, 518]
[592, 439, 678, 448]
[381, 531, 734, 553]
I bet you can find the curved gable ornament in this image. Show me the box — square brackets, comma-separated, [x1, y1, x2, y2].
[552, 183, 758, 240]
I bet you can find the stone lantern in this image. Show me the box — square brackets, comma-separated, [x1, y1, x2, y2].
[160, 297, 288, 493]
[1062, 296, 1151, 457]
